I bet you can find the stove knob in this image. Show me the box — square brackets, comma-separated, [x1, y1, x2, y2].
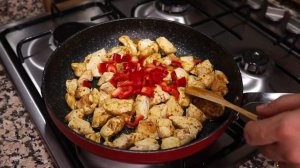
[240, 50, 269, 75]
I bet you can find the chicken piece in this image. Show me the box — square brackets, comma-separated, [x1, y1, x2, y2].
[130, 138, 160, 151]
[97, 72, 114, 86]
[156, 37, 176, 55]
[151, 85, 170, 105]
[106, 46, 132, 58]
[100, 116, 125, 141]
[76, 94, 96, 115]
[210, 70, 229, 96]
[134, 95, 151, 119]
[169, 116, 202, 136]
[71, 62, 86, 77]
[88, 88, 101, 105]
[157, 118, 175, 138]
[177, 87, 190, 107]
[85, 51, 104, 77]
[161, 137, 181, 149]
[180, 56, 195, 72]
[98, 90, 111, 107]
[92, 107, 112, 128]
[193, 98, 225, 119]
[186, 103, 207, 123]
[65, 93, 76, 110]
[166, 96, 184, 117]
[136, 119, 158, 139]
[148, 104, 168, 119]
[103, 98, 134, 116]
[85, 132, 101, 143]
[84, 48, 107, 62]
[173, 129, 195, 145]
[77, 70, 93, 86]
[160, 56, 172, 66]
[68, 117, 94, 135]
[111, 133, 134, 149]
[174, 67, 188, 79]
[143, 53, 161, 66]
[193, 60, 215, 88]
[100, 82, 116, 94]
[66, 79, 77, 96]
[65, 109, 84, 122]
[75, 86, 91, 99]
[119, 35, 138, 56]
[137, 39, 159, 56]
[187, 75, 205, 89]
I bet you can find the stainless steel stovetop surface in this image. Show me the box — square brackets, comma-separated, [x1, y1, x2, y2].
[0, 0, 299, 167]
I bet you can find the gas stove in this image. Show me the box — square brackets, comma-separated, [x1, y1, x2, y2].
[0, 0, 299, 167]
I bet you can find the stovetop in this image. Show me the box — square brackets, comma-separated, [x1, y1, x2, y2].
[0, 0, 299, 167]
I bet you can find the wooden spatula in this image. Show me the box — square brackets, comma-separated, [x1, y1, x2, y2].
[185, 87, 258, 121]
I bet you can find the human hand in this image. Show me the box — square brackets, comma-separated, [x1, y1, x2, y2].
[244, 93, 300, 167]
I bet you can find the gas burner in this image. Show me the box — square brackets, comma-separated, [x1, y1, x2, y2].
[240, 50, 269, 75]
[157, 0, 190, 13]
[133, 0, 204, 25]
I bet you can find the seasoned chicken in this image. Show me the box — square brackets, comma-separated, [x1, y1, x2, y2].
[100, 116, 125, 141]
[119, 35, 138, 56]
[92, 107, 112, 128]
[98, 90, 111, 107]
[160, 56, 172, 66]
[151, 85, 170, 105]
[68, 117, 94, 135]
[210, 70, 229, 96]
[85, 51, 104, 77]
[65, 109, 84, 122]
[100, 82, 116, 94]
[103, 98, 134, 116]
[187, 75, 205, 89]
[71, 62, 86, 77]
[85, 132, 101, 143]
[177, 87, 190, 107]
[173, 129, 195, 145]
[186, 103, 207, 123]
[156, 37, 176, 55]
[106, 46, 132, 58]
[76, 94, 95, 115]
[84, 48, 107, 62]
[157, 118, 174, 138]
[193, 60, 215, 88]
[130, 138, 160, 151]
[161, 137, 181, 149]
[169, 116, 202, 136]
[193, 98, 225, 119]
[97, 72, 115, 86]
[166, 96, 184, 117]
[137, 39, 159, 56]
[66, 79, 78, 96]
[143, 53, 161, 66]
[148, 104, 168, 119]
[78, 70, 93, 86]
[136, 119, 158, 139]
[174, 67, 188, 79]
[180, 56, 195, 72]
[110, 132, 145, 149]
[134, 95, 151, 119]
[65, 93, 76, 110]
[75, 86, 91, 99]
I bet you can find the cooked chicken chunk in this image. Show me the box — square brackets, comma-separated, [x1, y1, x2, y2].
[110, 132, 145, 149]
[85, 132, 101, 143]
[136, 119, 158, 139]
[85, 51, 103, 77]
[75, 86, 91, 99]
[193, 60, 215, 88]
[76, 94, 95, 115]
[71, 62, 86, 77]
[92, 107, 112, 128]
[177, 87, 190, 107]
[187, 75, 205, 89]
[100, 116, 125, 141]
[174, 67, 188, 79]
[157, 118, 174, 138]
[65, 109, 84, 122]
[84, 48, 107, 62]
[193, 98, 225, 119]
[103, 98, 134, 116]
[169, 116, 202, 136]
[148, 104, 168, 119]
[156, 37, 176, 55]
[210, 70, 229, 96]
[78, 70, 93, 86]
[100, 82, 116, 94]
[166, 96, 184, 117]
[65, 93, 76, 110]
[151, 85, 170, 105]
[173, 129, 195, 145]
[130, 138, 160, 151]
[66, 79, 78, 96]
[137, 39, 159, 56]
[106, 46, 132, 58]
[68, 117, 94, 135]
[88, 88, 101, 105]
[134, 95, 150, 119]
[161, 137, 181, 149]
[143, 53, 161, 66]
[119, 35, 138, 56]
[186, 103, 207, 123]
[98, 90, 111, 107]
[180, 56, 195, 72]
[97, 72, 114, 86]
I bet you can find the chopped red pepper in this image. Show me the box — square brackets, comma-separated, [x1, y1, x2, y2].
[121, 54, 132, 62]
[106, 64, 117, 73]
[112, 53, 122, 63]
[125, 114, 144, 128]
[160, 81, 172, 93]
[140, 86, 155, 97]
[111, 86, 134, 99]
[171, 70, 177, 81]
[82, 80, 92, 88]
[194, 58, 202, 64]
[98, 62, 107, 73]
[170, 88, 180, 100]
[176, 77, 187, 87]
[171, 60, 182, 68]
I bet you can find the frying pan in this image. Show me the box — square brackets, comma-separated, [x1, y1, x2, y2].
[42, 18, 243, 164]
